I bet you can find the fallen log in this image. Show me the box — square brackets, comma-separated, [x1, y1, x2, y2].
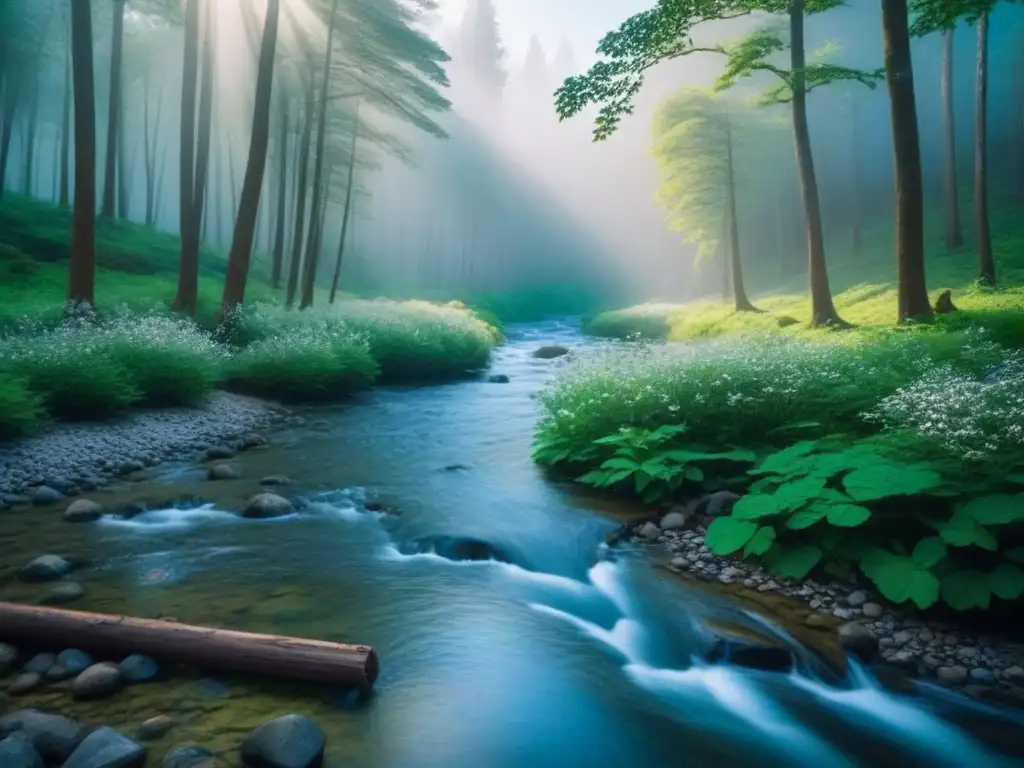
[0, 602, 378, 689]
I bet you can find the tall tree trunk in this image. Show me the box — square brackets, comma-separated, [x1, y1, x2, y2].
[940, 29, 963, 249]
[187, 0, 215, 278]
[286, 80, 314, 308]
[174, 0, 201, 311]
[790, 0, 845, 327]
[101, 0, 125, 220]
[220, 0, 281, 316]
[1014, 45, 1024, 200]
[228, 141, 238, 222]
[974, 13, 995, 285]
[330, 104, 360, 303]
[882, 0, 932, 322]
[850, 94, 863, 252]
[300, 0, 339, 310]
[117, 95, 129, 219]
[23, 78, 38, 196]
[143, 69, 155, 226]
[724, 110, 757, 312]
[69, 0, 97, 308]
[154, 143, 167, 225]
[0, 64, 18, 199]
[59, 35, 71, 209]
[271, 96, 288, 288]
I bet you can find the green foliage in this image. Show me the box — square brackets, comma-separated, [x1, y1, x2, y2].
[0, 372, 45, 438]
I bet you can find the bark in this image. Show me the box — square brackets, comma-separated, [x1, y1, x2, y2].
[220, 0, 281, 316]
[286, 78, 315, 308]
[143, 70, 155, 226]
[271, 97, 289, 288]
[100, 0, 125, 221]
[330, 105, 360, 303]
[117, 95, 129, 219]
[850, 96, 863, 252]
[59, 35, 71, 209]
[228, 141, 238, 222]
[154, 143, 167, 224]
[69, 0, 97, 307]
[0, 602, 378, 689]
[790, 0, 845, 328]
[974, 13, 996, 286]
[940, 29, 963, 249]
[300, 0, 339, 310]
[23, 76, 38, 196]
[724, 110, 757, 312]
[882, 0, 932, 322]
[174, 0, 201, 310]
[0, 58, 19, 200]
[188, 0, 216, 270]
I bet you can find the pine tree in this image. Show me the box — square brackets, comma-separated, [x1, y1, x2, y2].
[456, 0, 506, 93]
[522, 35, 548, 87]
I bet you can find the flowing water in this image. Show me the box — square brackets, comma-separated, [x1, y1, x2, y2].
[2, 320, 1024, 767]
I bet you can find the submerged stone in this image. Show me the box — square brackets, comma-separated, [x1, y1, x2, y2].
[532, 345, 569, 359]
[0, 734, 43, 768]
[239, 714, 325, 768]
[240, 493, 295, 519]
[838, 622, 878, 663]
[64, 499, 103, 523]
[62, 726, 146, 768]
[164, 745, 218, 768]
[19, 555, 72, 582]
[0, 709, 83, 763]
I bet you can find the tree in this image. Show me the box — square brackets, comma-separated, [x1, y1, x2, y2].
[330, 101, 360, 303]
[456, 0, 506, 93]
[522, 35, 548, 87]
[220, 0, 281, 316]
[651, 88, 758, 311]
[973, 10, 995, 284]
[940, 29, 963, 248]
[59, 26, 70, 208]
[101, 0, 126, 221]
[174, 0, 200, 310]
[286, 75, 313, 308]
[68, 0, 97, 307]
[271, 93, 288, 288]
[552, 36, 576, 80]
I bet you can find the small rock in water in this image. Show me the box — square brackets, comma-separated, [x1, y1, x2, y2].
[164, 745, 218, 768]
[19, 555, 72, 582]
[638, 522, 661, 540]
[31, 486, 64, 505]
[532, 345, 569, 359]
[861, 602, 884, 618]
[838, 622, 878, 663]
[119, 654, 159, 683]
[204, 445, 236, 460]
[62, 726, 146, 768]
[937, 666, 968, 684]
[892, 630, 914, 646]
[41, 581, 85, 605]
[136, 715, 174, 741]
[240, 493, 295, 519]
[73, 662, 122, 701]
[0, 735, 43, 768]
[206, 464, 241, 481]
[486, 374, 510, 383]
[9, 673, 42, 695]
[846, 590, 867, 607]
[708, 637, 794, 673]
[23, 653, 56, 676]
[259, 475, 293, 487]
[240, 714, 326, 768]
[63, 499, 103, 523]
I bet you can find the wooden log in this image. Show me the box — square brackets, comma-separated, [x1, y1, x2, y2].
[0, 602, 378, 689]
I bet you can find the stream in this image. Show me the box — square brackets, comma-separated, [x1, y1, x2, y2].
[3, 320, 1024, 766]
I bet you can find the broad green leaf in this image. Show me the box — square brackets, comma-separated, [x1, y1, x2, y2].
[731, 493, 788, 520]
[786, 506, 828, 530]
[770, 545, 822, 579]
[640, 460, 676, 480]
[842, 460, 943, 502]
[706, 517, 758, 555]
[826, 504, 872, 527]
[939, 513, 999, 551]
[576, 469, 610, 486]
[872, 557, 940, 609]
[911, 537, 947, 569]
[751, 441, 818, 476]
[859, 547, 897, 581]
[743, 525, 776, 557]
[774, 475, 828, 511]
[634, 470, 653, 493]
[941, 570, 991, 610]
[958, 494, 1024, 526]
[683, 465, 705, 482]
[600, 457, 641, 471]
[989, 564, 1024, 601]
[747, 477, 779, 494]
[710, 448, 758, 463]
[650, 424, 688, 441]
[1004, 547, 1024, 564]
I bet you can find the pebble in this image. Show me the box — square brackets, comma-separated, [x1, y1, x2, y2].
[19, 555, 71, 583]
[207, 464, 241, 481]
[137, 715, 174, 741]
[63, 499, 103, 523]
[41, 581, 84, 605]
[846, 590, 867, 607]
[8, 673, 41, 695]
[73, 662, 123, 701]
[639, 522, 661, 540]
[119, 654, 159, 683]
[62, 726, 146, 768]
[861, 603, 884, 618]
[240, 714, 325, 768]
[164, 745, 218, 768]
[23, 653, 55, 676]
[937, 666, 968, 684]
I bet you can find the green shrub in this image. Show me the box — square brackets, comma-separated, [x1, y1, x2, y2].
[583, 305, 673, 340]
[10, 350, 139, 421]
[0, 372, 45, 438]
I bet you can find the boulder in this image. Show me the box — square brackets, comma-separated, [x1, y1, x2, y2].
[164, 745, 218, 768]
[0, 735, 43, 768]
[532, 345, 569, 359]
[420, 536, 512, 564]
[62, 726, 147, 768]
[64, 499, 104, 523]
[239, 714, 326, 768]
[704, 491, 741, 518]
[206, 464, 241, 481]
[119, 654, 159, 683]
[8, 673, 41, 695]
[204, 446, 236, 460]
[41, 581, 85, 605]
[838, 622, 878, 663]
[240, 493, 295, 519]
[937, 665, 969, 684]
[73, 662, 123, 701]
[638, 521, 661, 540]
[486, 374, 510, 383]
[659, 508, 690, 530]
[19, 554, 72, 582]
[23, 653, 55, 675]
[259, 475, 293, 487]
[0, 709, 83, 763]
[707, 637, 794, 673]
[136, 715, 174, 741]
[46, 649, 93, 680]
[31, 486, 64, 506]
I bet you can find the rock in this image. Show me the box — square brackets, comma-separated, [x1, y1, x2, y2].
[936, 665, 968, 684]
[41, 581, 85, 605]
[0, 642, 17, 673]
[934, 288, 958, 314]
[239, 714, 326, 768]
[486, 374, 510, 383]
[0, 709, 83, 763]
[2, 493, 31, 505]
[659, 509, 690, 530]
[639, 521, 661, 540]
[892, 630, 914, 646]
[73, 662, 123, 700]
[64, 499, 104, 523]
[19, 554, 72, 582]
[259, 475, 293, 487]
[838, 622, 878, 663]
[48, 649, 93, 679]
[23, 653, 56, 675]
[204, 446, 236, 460]
[206, 464, 241, 481]
[532, 345, 569, 359]
[31, 486, 64, 505]
[62, 726, 147, 768]
[704, 491, 741, 518]
[137, 715, 174, 741]
[832, 607, 855, 621]
[119, 654, 159, 683]
[708, 637, 794, 673]
[8, 673, 41, 695]
[1004, 665, 1024, 681]
[805, 613, 831, 628]
[239, 433, 267, 449]
[240, 493, 295, 519]
[846, 590, 867, 607]
[419, 536, 512, 564]
[0, 735, 43, 768]
[861, 602, 884, 618]
[164, 745, 218, 768]
[969, 668, 995, 682]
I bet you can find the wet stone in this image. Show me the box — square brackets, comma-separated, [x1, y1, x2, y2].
[120, 653, 159, 683]
[239, 714, 326, 768]
[137, 715, 174, 741]
[23, 653, 55, 676]
[937, 666, 968, 684]
[63, 498, 104, 523]
[0, 709, 83, 763]
[41, 580, 85, 605]
[164, 745, 218, 768]
[73, 662, 122, 701]
[207, 464, 241, 481]
[62, 726, 146, 768]
[861, 602, 884, 618]
[19, 554, 71, 582]
[204, 446, 236, 460]
[846, 590, 867, 607]
[0, 735, 44, 768]
[53, 649, 93, 678]
[839, 622, 878, 663]
[31, 486, 64, 505]
[8, 673, 41, 695]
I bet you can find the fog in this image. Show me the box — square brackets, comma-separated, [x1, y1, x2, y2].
[1, 0, 1022, 306]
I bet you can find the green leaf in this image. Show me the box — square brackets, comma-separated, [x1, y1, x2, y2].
[751, 440, 818, 476]
[941, 570, 991, 610]
[939, 513, 999, 551]
[600, 457, 641, 471]
[786, 506, 828, 530]
[747, 477, 779, 494]
[640, 459, 676, 480]
[1004, 547, 1024, 564]
[705, 517, 758, 555]
[959, 494, 1024, 526]
[634, 470, 653, 493]
[989, 564, 1024, 601]
[709, 448, 758, 463]
[842, 460, 944, 502]
[743, 525, 776, 557]
[731, 493, 788, 520]
[826, 504, 872, 528]
[911, 537, 947, 569]
[770, 545, 822, 579]
[683, 465, 705, 482]
[859, 547, 897, 581]
[872, 557, 940, 609]
[773, 475, 828, 511]
[1006, 474, 1024, 485]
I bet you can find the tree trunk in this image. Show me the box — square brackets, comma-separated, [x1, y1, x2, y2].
[23, 77, 38, 196]
[974, 13, 995, 286]
[68, 0, 97, 308]
[724, 111, 757, 312]
[174, 0, 201, 310]
[228, 142, 238, 222]
[100, 0, 125, 221]
[790, 0, 845, 327]
[0, 65, 18, 200]
[850, 95, 863, 252]
[286, 80, 314, 308]
[271, 97, 288, 289]
[0, 603, 378, 690]
[59, 34, 71, 209]
[154, 143, 167, 225]
[940, 29, 963, 249]
[143, 69, 154, 226]
[117, 94, 129, 219]
[881, 0, 932, 322]
[300, 0, 339, 310]
[330, 104, 360, 303]
[220, 0, 281, 316]
[186, 0, 215, 285]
